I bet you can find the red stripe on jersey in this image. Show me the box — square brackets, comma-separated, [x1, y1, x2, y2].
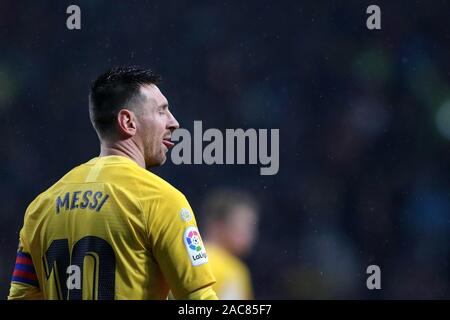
[16, 256, 33, 265]
[13, 269, 38, 280]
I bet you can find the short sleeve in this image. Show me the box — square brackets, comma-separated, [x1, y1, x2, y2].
[146, 188, 216, 299]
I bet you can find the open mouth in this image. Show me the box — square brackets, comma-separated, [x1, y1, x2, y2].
[162, 138, 174, 149]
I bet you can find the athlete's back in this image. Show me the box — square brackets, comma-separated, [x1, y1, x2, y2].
[8, 156, 216, 300]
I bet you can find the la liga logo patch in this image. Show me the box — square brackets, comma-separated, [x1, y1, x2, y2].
[186, 229, 202, 251]
[184, 226, 208, 266]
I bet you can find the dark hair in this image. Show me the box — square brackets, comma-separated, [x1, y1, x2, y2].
[89, 66, 162, 136]
[202, 188, 259, 225]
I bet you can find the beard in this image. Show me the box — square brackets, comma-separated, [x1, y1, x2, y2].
[144, 142, 167, 169]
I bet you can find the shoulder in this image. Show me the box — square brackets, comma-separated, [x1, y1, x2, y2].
[129, 169, 193, 225]
[211, 245, 249, 275]
[21, 187, 56, 230]
[133, 167, 188, 203]
[22, 160, 89, 220]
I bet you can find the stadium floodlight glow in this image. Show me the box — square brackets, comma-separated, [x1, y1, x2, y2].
[170, 121, 279, 176]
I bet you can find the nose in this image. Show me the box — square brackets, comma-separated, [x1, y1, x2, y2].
[167, 110, 180, 131]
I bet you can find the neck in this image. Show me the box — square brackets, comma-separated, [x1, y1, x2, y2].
[99, 139, 146, 169]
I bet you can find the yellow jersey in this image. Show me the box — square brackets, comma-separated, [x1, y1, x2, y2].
[206, 243, 253, 300]
[8, 155, 216, 300]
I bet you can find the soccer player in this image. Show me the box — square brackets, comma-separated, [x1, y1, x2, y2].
[202, 189, 259, 300]
[8, 66, 217, 300]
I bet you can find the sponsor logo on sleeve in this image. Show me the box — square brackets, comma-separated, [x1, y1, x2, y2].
[179, 208, 192, 222]
[184, 226, 208, 266]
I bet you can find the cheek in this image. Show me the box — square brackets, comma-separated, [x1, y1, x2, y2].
[143, 123, 160, 145]
[230, 222, 256, 245]
[148, 119, 163, 137]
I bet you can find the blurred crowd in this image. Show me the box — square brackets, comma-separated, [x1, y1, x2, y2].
[1, 0, 450, 298]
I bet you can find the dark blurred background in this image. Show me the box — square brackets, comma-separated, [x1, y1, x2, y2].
[1, 0, 450, 299]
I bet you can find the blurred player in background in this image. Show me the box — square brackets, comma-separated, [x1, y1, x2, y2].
[8, 66, 217, 300]
[202, 189, 259, 299]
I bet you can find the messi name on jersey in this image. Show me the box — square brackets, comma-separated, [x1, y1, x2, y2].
[56, 190, 110, 213]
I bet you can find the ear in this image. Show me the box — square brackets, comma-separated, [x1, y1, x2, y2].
[117, 109, 137, 137]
